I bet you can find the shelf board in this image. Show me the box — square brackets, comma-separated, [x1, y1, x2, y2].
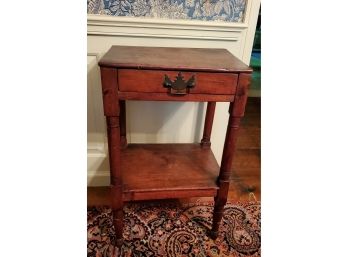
[121, 144, 220, 201]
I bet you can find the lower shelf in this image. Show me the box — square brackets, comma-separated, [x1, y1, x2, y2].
[121, 144, 220, 201]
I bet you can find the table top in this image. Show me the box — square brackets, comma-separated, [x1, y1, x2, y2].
[99, 45, 252, 73]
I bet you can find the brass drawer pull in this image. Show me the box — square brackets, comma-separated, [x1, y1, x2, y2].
[163, 72, 195, 95]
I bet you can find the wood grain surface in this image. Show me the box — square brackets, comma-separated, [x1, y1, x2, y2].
[118, 92, 234, 102]
[98, 46, 252, 73]
[97, 46, 254, 243]
[88, 98, 260, 205]
[118, 69, 238, 94]
[121, 144, 220, 201]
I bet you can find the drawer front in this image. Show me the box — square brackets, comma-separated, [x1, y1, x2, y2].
[118, 69, 238, 95]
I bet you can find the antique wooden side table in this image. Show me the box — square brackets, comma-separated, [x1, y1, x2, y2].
[98, 46, 252, 247]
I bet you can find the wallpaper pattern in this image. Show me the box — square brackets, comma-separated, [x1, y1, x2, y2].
[87, 0, 247, 22]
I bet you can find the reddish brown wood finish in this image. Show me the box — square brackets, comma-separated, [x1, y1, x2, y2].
[118, 92, 234, 102]
[210, 73, 251, 239]
[201, 102, 216, 147]
[106, 116, 124, 247]
[98, 46, 252, 245]
[101, 67, 124, 246]
[118, 69, 238, 94]
[119, 100, 127, 149]
[99, 46, 252, 73]
[121, 144, 219, 201]
[100, 67, 119, 116]
[88, 98, 261, 207]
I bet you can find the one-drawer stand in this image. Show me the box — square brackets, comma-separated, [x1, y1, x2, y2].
[98, 46, 252, 247]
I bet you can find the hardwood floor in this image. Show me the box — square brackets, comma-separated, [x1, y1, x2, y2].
[88, 97, 260, 206]
[229, 96, 260, 202]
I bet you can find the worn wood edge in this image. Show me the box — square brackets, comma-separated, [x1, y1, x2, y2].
[123, 188, 218, 202]
[123, 186, 219, 193]
[118, 92, 235, 102]
[98, 63, 252, 73]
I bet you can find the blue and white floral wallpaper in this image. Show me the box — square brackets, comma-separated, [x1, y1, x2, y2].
[87, 0, 247, 22]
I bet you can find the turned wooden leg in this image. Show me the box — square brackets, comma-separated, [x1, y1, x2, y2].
[201, 102, 216, 148]
[100, 68, 124, 247]
[111, 185, 124, 248]
[120, 100, 127, 149]
[211, 74, 250, 239]
[211, 114, 241, 239]
[107, 116, 124, 247]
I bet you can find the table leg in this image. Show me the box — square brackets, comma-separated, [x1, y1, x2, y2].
[211, 73, 251, 239]
[211, 114, 241, 239]
[111, 184, 123, 248]
[107, 116, 124, 247]
[120, 100, 127, 149]
[100, 68, 124, 248]
[201, 102, 216, 148]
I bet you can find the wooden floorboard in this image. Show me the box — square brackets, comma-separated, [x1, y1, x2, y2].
[88, 97, 261, 206]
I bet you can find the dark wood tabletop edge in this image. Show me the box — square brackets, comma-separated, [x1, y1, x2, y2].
[98, 62, 253, 73]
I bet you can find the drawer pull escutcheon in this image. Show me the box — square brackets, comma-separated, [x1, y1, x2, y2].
[163, 72, 195, 95]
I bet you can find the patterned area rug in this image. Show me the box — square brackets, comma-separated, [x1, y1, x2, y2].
[87, 201, 260, 257]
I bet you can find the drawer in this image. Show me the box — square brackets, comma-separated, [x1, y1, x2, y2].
[118, 69, 238, 95]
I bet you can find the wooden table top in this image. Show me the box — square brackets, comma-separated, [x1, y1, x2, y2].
[99, 45, 252, 73]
